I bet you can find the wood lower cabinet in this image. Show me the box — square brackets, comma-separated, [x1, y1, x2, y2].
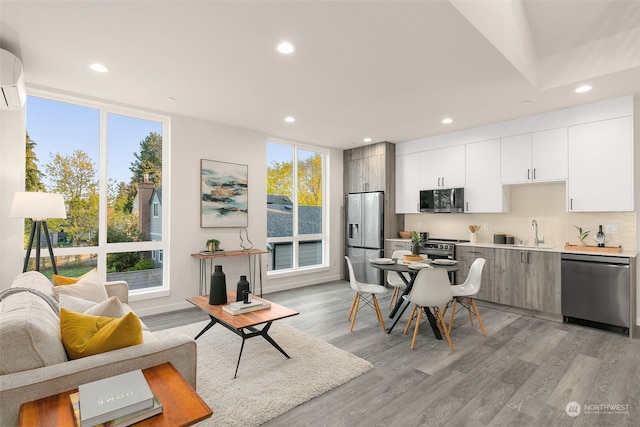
[458, 245, 561, 316]
[494, 248, 561, 314]
[455, 246, 495, 301]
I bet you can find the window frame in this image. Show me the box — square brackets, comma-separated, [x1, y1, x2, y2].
[266, 140, 329, 276]
[26, 88, 171, 300]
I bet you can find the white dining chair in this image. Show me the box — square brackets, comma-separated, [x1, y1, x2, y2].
[345, 256, 388, 332]
[403, 267, 454, 351]
[445, 258, 487, 336]
[387, 249, 412, 308]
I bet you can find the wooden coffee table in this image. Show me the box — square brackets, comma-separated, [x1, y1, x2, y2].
[186, 291, 299, 378]
[18, 363, 212, 427]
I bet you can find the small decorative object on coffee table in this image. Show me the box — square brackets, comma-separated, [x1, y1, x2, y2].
[236, 275, 250, 302]
[209, 265, 227, 305]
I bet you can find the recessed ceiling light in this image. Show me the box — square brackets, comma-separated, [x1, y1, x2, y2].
[89, 63, 108, 73]
[168, 96, 176, 101]
[284, 116, 295, 123]
[575, 85, 592, 93]
[277, 42, 295, 54]
[521, 100, 532, 104]
[363, 137, 372, 143]
[441, 118, 453, 124]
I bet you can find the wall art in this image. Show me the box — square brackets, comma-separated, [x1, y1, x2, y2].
[200, 159, 248, 227]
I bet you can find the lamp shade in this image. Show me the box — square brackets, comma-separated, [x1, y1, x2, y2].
[9, 192, 67, 220]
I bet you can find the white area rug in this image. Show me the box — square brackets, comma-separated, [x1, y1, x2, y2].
[154, 320, 373, 426]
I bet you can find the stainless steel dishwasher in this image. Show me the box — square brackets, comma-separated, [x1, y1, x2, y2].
[561, 253, 630, 335]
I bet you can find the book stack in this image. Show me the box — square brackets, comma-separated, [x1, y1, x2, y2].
[222, 299, 271, 315]
[72, 370, 162, 427]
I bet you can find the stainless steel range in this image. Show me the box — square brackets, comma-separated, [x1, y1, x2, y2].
[418, 238, 467, 260]
[419, 238, 468, 282]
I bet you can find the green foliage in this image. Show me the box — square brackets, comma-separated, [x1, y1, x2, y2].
[127, 132, 163, 211]
[25, 133, 45, 192]
[107, 252, 140, 272]
[130, 259, 154, 271]
[574, 226, 590, 241]
[411, 231, 420, 242]
[45, 150, 99, 244]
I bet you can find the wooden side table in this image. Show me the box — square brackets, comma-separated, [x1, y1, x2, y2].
[191, 249, 268, 296]
[18, 363, 212, 427]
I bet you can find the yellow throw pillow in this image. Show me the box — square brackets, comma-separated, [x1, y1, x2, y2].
[53, 268, 96, 286]
[59, 308, 142, 360]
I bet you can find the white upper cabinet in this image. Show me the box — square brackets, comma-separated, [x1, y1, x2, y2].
[419, 145, 465, 189]
[568, 116, 633, 212]
[395, 153, 420, 213]
[465, 139, 509, 213]
[501, 128, 567, 184]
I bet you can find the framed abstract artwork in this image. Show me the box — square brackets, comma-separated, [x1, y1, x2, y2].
[200, 159, 248, 227]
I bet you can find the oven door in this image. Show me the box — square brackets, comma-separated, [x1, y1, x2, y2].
[421, 249, 453, 260]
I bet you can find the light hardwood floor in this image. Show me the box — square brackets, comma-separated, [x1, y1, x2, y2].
[142, 281, 640, 426]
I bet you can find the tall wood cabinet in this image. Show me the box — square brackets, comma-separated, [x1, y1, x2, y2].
[344, 141, 399, 240]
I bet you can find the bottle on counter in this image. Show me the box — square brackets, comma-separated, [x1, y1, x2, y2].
[595, 225, 606, 248]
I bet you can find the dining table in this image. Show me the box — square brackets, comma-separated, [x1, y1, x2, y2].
[369, 259, 460, 338]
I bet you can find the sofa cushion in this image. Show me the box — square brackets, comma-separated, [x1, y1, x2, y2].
[59, 295, 126, 317]
[52, 270, 109, 303]
[52, 268, 95, 286]
[0, 290, 68, 374]
[11, 271, 55, 295]
[60, 308, 143, 359]
[58, 295, 149, 331]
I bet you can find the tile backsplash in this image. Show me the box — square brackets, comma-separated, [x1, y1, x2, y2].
[404, 182, 636, 251]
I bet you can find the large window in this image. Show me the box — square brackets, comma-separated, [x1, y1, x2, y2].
[266, 141, 326, 272]
[25, 93, 169, 296]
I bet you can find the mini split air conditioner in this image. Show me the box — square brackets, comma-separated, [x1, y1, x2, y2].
[0, 49, 26, 110]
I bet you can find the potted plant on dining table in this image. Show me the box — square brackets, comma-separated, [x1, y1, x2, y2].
[410, 231, 421, 255]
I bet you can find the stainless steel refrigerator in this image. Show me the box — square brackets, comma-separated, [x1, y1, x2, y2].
[345, 191, 384, 285]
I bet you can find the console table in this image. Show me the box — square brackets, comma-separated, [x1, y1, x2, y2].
[191, 249, 268, 297]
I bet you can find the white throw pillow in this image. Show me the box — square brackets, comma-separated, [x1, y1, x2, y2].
[52, 269, 109, 303]
[58, 294, 149, 331]
[59, 295, 126, 318]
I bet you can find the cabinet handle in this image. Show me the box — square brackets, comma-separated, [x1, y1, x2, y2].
[438, 177, 441, 187]
[570, 198, 573, 210]
[533, 168, 537, 180]
[466, 201, 469, 211]
[527, 169, 530, 180]
[442, 177, 445, 187]
[520, 252, 525, 263]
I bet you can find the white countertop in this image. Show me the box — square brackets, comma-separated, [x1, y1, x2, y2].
[457, 242, 637, 258]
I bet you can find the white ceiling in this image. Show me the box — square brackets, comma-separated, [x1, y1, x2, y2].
[2, 0, 639, 150]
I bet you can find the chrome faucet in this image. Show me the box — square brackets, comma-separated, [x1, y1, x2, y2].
[531, 219, 544, 246]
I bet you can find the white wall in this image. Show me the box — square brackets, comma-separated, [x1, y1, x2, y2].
[0, 108, 26, 287]
[0, 100, 345, 317]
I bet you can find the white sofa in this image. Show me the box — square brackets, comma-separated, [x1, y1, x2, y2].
[0, 271, 196, 426]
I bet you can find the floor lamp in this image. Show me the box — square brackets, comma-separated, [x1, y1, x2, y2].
[10, 192, 66, 274]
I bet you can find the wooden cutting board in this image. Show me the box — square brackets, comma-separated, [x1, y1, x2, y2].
[563, 244, 622, 253]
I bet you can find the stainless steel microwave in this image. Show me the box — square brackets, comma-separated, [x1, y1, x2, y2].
[419, 188, 465, 213]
